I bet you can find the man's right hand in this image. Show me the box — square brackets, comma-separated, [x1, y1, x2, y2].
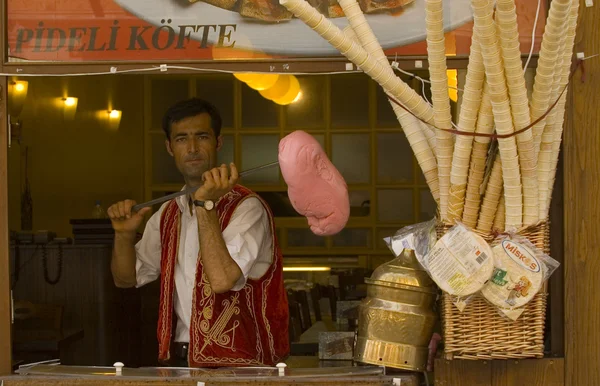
[107, 200, 151, 233]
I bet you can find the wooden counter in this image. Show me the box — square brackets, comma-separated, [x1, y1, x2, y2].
[0, 364, 421, 386]
[434, 358, 564, 386]
[0, 376, 398, 386]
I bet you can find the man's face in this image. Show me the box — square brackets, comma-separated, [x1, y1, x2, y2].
[165, 113, 222, 185]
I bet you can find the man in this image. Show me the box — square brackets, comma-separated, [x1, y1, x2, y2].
[108, 98, 289, 368]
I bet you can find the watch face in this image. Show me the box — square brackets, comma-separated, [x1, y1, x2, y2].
[205, 200, 215, 210]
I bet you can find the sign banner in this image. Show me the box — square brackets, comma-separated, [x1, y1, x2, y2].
[7, 0, 546, 63]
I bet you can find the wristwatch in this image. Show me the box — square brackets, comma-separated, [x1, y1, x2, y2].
[193, 199, 215, 211]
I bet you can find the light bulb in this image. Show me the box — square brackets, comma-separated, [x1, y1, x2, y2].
[291, 91, 303, 103]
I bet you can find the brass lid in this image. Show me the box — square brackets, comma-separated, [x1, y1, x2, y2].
[365, 249, 437, 293]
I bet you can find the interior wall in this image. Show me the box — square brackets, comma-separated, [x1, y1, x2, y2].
[7, 75, 145, 237]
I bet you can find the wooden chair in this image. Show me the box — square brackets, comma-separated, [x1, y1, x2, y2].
[287, 293, 304, 342]
[293, 290, 313, 332]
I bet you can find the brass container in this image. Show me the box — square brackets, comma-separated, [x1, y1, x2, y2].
[354, 249, 438, 371]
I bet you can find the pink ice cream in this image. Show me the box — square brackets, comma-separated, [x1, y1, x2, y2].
[278, 130, 350, 236]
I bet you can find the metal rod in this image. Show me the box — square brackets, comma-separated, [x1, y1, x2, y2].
[132, 161, 280, 212]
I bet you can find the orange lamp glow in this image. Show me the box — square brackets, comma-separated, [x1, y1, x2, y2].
[273, 76, 301, 105]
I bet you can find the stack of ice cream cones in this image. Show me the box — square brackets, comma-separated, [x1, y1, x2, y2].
[279, 0, 579, 233]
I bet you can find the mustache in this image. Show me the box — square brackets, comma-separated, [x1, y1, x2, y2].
[184, 156, 204, 162]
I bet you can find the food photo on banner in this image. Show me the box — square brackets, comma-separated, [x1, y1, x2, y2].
[7, 0, 546, 62]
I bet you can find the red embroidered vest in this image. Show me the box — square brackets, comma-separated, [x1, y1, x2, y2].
[156, 185, 290, 367]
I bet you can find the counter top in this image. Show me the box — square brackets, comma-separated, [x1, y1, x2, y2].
[1, 363, 421, 386]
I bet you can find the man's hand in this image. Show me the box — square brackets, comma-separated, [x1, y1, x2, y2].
[194, 163, 239, 202]
[108, 199, 150, 234]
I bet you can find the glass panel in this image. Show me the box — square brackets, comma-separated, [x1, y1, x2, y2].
[218, 135, 235, 166]
[312, 134, 325, 150]
[286, 76, 326, 129]
[287, 228, 327, 247]
[414, 70, 433, 104]
[376, 227, 401, 250]
[419, 189, 438, 221]
[196, 77, 234, 128]
[375, 74, 412, 128]
[332, 134, 371, 184]
[282, 132, 325, 150]
[349, 190, 371, 217]
[418, 165, 427, 185]
[456, 69, 467, 119]
[151, 79, 189, 131]
[331, 75, 369, 128]
[151, 133, 183, 185]
[525, 67, 536, 99]
[377, 189, 414, 222]
[332, 228, 371, 248]
[255, 191, 301, 217]
[241, 135, 280, 184]
[378, 71, 433, 126]
[377, 133, 414, 184]
[376, 85, 398, 128]
[370, 255, 395, 270]
[241, 83, 279, 128]
[257, 189, 367, 218]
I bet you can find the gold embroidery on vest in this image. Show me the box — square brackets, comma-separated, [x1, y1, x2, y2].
[195, 292, 241, 359]
[186, 186, 279, 366]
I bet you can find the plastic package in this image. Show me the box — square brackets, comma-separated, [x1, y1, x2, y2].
[421, 222, 495, 311]
[481, 231, 560, 320]
[383, 218, 437, 264]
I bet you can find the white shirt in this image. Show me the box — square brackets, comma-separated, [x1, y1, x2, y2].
[134, 189, 273, 343]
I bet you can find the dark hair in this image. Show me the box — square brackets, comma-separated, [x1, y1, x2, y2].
[162, 97, 222, 140]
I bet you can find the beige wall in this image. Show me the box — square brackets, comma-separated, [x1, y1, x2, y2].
[8, 75, 145, 237]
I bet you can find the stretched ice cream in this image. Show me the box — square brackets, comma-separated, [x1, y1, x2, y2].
[279, 130, 350, 236]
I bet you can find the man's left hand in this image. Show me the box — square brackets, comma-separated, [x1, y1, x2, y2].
[194, 163, 239, 202]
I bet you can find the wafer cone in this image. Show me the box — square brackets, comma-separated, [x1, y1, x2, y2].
[477, 154, 504, 234]
[544, 94, 567, 214]
[335, 0, 440, 198]
[394, 104, 440, 202]
[447, 31, 485, 222]
[339, 0, 386, 65]
[417, 121, 437, 154]
[279, 0, 435, 125]
[531, 0, 571, 157]
[342, 25, 362, 51]
[537, 33, 567, 221]
[461, 83, 494, 227]
[462, 141, 488, 228]
[543, 0, 579, 218]
[493, 195, 506, 232]
[425, 0, 453, 221]
[473, 83, 495, 147]
[477, 218, 494, 233]
[538, 126, 554, 221]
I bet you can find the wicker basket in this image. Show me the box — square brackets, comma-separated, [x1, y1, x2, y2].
[437, 221, 550, 360]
